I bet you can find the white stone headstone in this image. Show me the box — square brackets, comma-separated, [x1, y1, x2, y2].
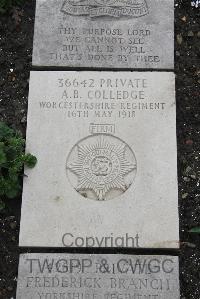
[32, 0, 174, 69]
[19, 71, 179, 248]
[16, 253, 180, 299]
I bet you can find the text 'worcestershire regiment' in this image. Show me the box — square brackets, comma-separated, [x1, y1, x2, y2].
[39, 77, 166, 119]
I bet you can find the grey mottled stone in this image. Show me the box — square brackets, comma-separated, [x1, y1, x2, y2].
[32, 0, 174, 69]
[19, 71, 179, 248]
[16, 253, 180, 299]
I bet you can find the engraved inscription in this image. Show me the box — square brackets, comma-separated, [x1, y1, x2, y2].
[16, 254, 180, 299]
[61, 0, 149, 18]
[90, 123, 115, 134]
[33, 0, 174, 68]
[67, 135, 137, 200]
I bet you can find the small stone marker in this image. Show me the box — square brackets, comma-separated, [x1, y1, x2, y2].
[19, 71, 179, 248]
[33, 0, 174, 69]
[16, 253, 180, 299]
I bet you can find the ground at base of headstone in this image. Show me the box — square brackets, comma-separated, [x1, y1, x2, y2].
[0, 0, 199, 298]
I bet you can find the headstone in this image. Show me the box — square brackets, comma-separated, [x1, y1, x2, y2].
[19, 71, 179, 248]
[16, 253, 180, 299]
[32, 0, 174, 69]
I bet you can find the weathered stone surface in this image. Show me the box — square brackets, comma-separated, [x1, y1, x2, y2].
[19, 71, 179, 248]
[32, 0, 174, 69]
[16, 253, 180, 299]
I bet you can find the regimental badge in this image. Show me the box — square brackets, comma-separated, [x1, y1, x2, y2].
[66, 135, 137, 201]
[61, 0, 149, 18]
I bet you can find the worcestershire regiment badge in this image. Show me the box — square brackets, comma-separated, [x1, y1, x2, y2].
[61, 0, 149, 18]
[66, 135, 137, 201]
